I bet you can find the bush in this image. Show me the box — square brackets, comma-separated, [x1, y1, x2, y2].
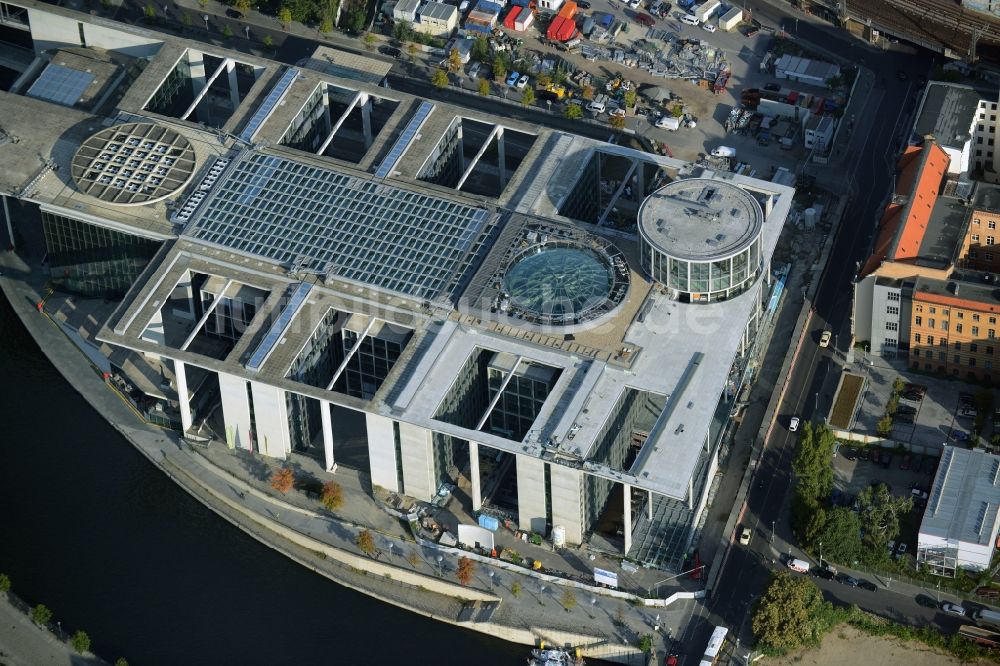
[638, 634, 654, 654]
[0, 573, 10, 592]
[320, 481, 343, 511]
[114, 659, 130, 666]
[29, 604, 52, 626]
[70, 630, 91, 653]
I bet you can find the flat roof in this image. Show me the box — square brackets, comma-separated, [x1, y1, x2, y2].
[302, 46, 393, 86]
[913, 82, 981, 151]
[973, 181, 1000, 213]
[918, 194, 968, 269]
[182, 150, 498, 303]
[921, 446, 1000, 548]
[637, 178, 763, 261]
[420, 1, 457, 20]
[912, 274, 1000, 314]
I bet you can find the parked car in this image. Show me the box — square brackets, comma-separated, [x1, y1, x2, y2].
[858, 579, 878, 592]
[636, 12, 655, 27]
[506, 71, 520, 87]
[379, 45, 402, 58]
[763, 82, 781, 92]
[702, 22, 717, 32]
[789, 416, 800, 432]
[904, 383, 926, 395]
[577, 0, 591, 7]
[895, 543, 908, 558]
[609, 106, 627, 118]
[836, 573, 859, 587]
[911, 488, 929, 500]
[960, 407, 978, 418]
[819, 330, 832, 347]
[916, 594, 937, 608]
[941, 602, 966, 617]
[739, 527, 752, 546]
[814, 567, 835, 580]
[516, 74, 529, 89]
[844, 446, 857, 461]
[226, 7, 244, 18]
[467, 61, 482, 78]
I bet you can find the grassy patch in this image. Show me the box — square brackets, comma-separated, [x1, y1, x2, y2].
[829, 373, 864, 429]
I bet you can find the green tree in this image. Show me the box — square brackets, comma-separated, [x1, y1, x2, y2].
[393, 20, 413, 43]
[638, 634, 654, 654]
[521, 86, 535, 107]
[278, 6, 292, 28]
[356, 529, 376, 556]
[363, 32, 377, 50]
[222, 24, 234, 38]
[180, 12, 192, 27]
[345, 7, 365, 33]
[0, 573, 10, 592]
[471, 36, 490, 63]
[320, 17, 334, 34]
[114, 659, 130, 666]
[609, 115, 625, 131]
[551, 69, 567, 85]
[144, 3, 156, 21]
[791, 421, 836, 503]
[536, 72, 552, 88]
[234, 0, 252, 11]
[262, 34, 275, 50]
[856, 483, 912, 554]
[511, 580, 522, 597]
[564, 104, 583, 120]
[492, 55, 508, 83]
[70, 630, 91, 654]
[580, 83, 594, 100]
[406, 43, 419, 60]
[478, 78, 490, 96]
[198, 0, 208, 8]
[813, 507, 863, 564]
[431, 68, 449, 89]
[29, 604, 52, 626]
[752, 572, 838, 653]
[447, 47, 462, 73]
[623, 90, 637, 109]
[560, 588, 577, 611]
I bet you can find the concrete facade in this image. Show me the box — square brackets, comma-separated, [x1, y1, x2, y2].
[367, 413, 400, 493]
[516, 454, 547, 534]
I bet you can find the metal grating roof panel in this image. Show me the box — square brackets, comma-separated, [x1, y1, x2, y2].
[374, 101, 434, 179]
[246, 281, 312, 371]
[240, 67, 299, 143]
[27, 64, 96, 107]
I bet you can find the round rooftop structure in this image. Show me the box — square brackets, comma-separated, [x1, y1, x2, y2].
[638, 178, 764, 303]
[71, 122, 196, 206]
[495, 232, 630, 332]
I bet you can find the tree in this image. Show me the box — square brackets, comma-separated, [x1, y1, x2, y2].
[511, 580, 522, 597]
[492, 55, 508, 83]
[29, 604, 52, 626]
[262, 34, 274, 50]
[198, 0, 208, 8]
[114, 659, 130, 666]
[520, 86, 535, 107]
[345, 7, 365, 33]
[752, 572, 838, 653]
[320, 481, 343, 510]
[638, 634, 654, 654]
[70, 630, 91, 653]
[623, 90, 637, 109]
[234, 0, 252, 11]
[180, 12, 192, 27]
[431, 68, 449, 89]
[609, 115, 626, 131]
[471, 36, 490, 63]
[561, 588, 577, 611]
[447, 47, 463, 73]
[856, 483, 913, 555]
[393, 20, 413, 43]
[222, 24, 234, 38]
[456, 556, 475, 586]
[581, 83, 595, 100]
[319, 17, 333, 34]
[813, 507, 863, 564]
[406, 550, 420, 567]
[536, 72, 552, 88]
[551, 69, 567, 85]
[791, 422, 836, 503]
[477, 78, 490, 96]
[144, 3, 156, 22]
[0, 573, 10, 592]
[564, 104, 583, 120]
[278, 6, 292, 28]
[363, 32, 377, 50]
[356, 529, 376, 556]
[270, 467, 294, 494]
[406, 43, 419, 60]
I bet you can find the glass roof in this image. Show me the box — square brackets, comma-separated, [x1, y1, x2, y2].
[27, 64, 95, 107]
[184, 151, 495, 301]
[503, 245, 613, 317]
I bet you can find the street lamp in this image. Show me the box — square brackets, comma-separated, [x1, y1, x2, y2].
[436, 554, 444, 577]
[540, 584, 547, 603]
[489, 570, 495, 589]
[245, 25, 250, 40]
[771, 520, 775, 544]
[819, 541, 823, 567]
[202, 14, 209, 31]
[648, 564, 704, 598]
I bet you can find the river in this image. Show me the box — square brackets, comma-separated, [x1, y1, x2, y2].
[0, 295, 526, 665]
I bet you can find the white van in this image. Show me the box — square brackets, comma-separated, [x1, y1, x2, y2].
[587, 94, 608, 114]
[680, 14, 699, 26]
[787, 558, 810, 573]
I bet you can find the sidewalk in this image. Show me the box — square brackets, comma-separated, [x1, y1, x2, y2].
[0, 592, 106, 666]
[0, 253, 684, 663]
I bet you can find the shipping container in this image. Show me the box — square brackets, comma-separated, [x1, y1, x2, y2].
[503, 5, 521, 28]
[514, 10, 534, 29]
[478, 514, 500, 531]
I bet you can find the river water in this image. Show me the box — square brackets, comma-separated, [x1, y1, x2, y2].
[0, 295, 525, 665]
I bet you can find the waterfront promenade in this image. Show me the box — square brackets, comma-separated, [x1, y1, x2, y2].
[0, 252, 687, 665]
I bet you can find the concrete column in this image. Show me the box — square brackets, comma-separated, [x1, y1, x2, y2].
[634, 160, 645, 199]
[496, 128, 506, 189]
[187, 50, 209, 123]
[250, 381, 291, 458]
[218, 371, 252, 450]
[174, 359, 192, 433]
[516, 454, 547, 533]
[141, 308, 165, 345]
[469, 440, 482, 511]
[360, 93, 373, 148]
[648, 490, 653, 519]
[623, 482, 632, 556]
[2, 195, 13, 249]
[457, 125, 466, 173]
[398, 422, 436, 502]
[320, 399, 336, 473]
[550, 464, 584, 545]
[366, 413, 399, 493]
[226, 59, 240, 109]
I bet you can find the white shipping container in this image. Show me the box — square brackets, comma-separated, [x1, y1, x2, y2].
[514, 11, 534, 30]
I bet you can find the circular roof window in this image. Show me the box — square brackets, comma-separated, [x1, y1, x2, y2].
[71, 122, 196, 206]
[502, 243, 615, 321]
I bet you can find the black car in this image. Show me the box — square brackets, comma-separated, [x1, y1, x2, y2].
[844, 447, 857, 461]
[858, 579, 878, 592]
[763, 82, 781, 92]
[577, 0, 591, 7]
[835, 573, 859, 587]
[225, 8, 243, 18]
[916, 594, 937, 608]
[379, 45, 402, 58]
[814, 568, 835, 580]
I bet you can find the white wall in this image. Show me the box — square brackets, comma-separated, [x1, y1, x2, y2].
[853, 274, 875, 344]
[398, 422, 435, 502]
[218, 371, 252, 450]
[516, 454, 547, 533]
[366, 413, 400, 493]
[249, 381, 291, 458]
[550, 463, 584, 545]
[28, 9, 165, 58]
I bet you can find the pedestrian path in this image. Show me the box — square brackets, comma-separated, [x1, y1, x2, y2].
[0, 592, 105, 666]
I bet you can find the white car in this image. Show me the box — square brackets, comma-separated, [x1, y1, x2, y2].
[819, 330, 832, 347]
[941, 602, 966, 617]
[789, 416, 800, 432]
[610, 107, 627, 118]
[739, 527, 752, 546]
[629, 0, 642, 8]
[702, 22, 717, 33]
[516, 74, 529, 89]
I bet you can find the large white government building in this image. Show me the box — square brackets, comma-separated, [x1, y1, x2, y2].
[0, 1, 792, 569]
